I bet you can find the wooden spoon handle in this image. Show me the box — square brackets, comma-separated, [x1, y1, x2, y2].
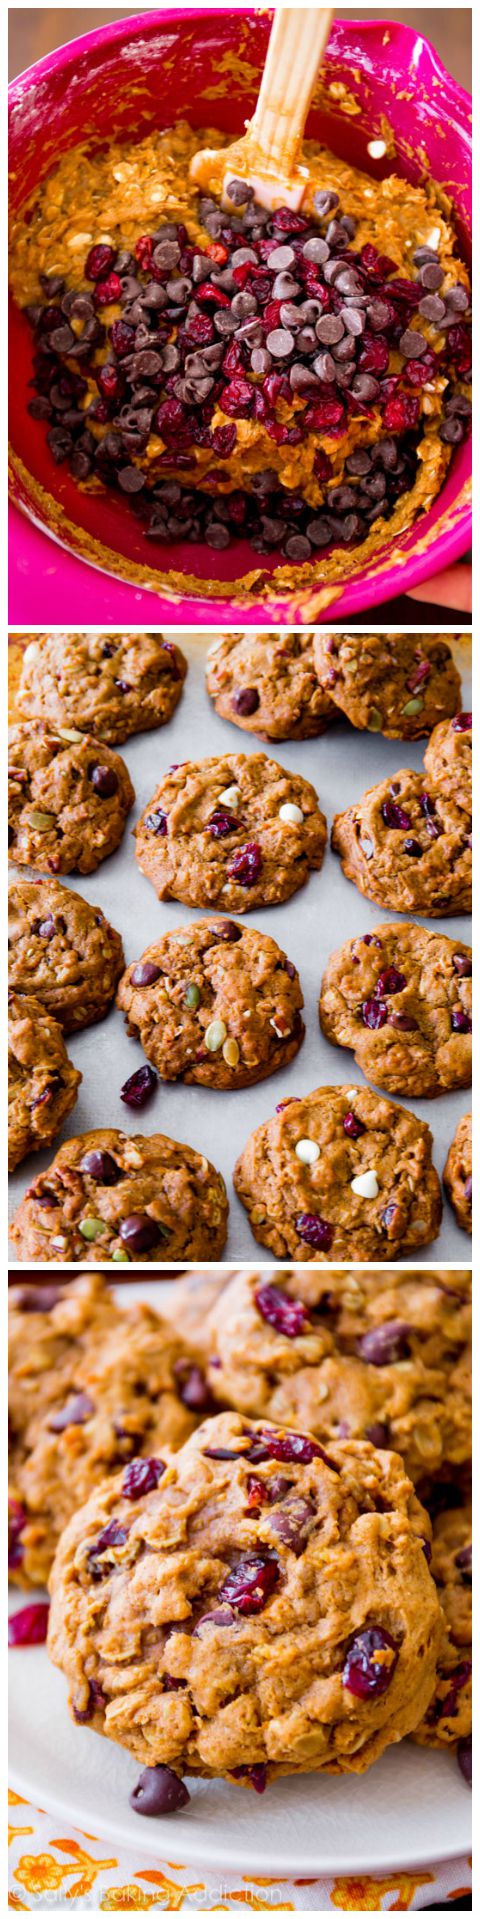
[248, 7, 334, 174]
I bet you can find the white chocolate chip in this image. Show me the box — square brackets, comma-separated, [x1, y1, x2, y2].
[222, 785, 241, 809]
[295, 1137, 320, 1165]
[351, 1170, 379, 1199]
[279, 802, 304, 825]
[367, 138, 387, 158]
[23, 642, 39, 665]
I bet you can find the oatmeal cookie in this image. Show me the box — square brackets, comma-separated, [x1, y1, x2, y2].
[10, 1128, 228, 1264]
[413, 1502, 472, 1749]
[47, 1411, 441, 1784]
[8, 877, 124, 1033]
[9, 1278, 204, 1589]
[423, 711, 472, 808]
[206, 632, 334, 741]
[443, 1113, 472, 1234]
[159, 1269, 235, 1353]
[8, 1274, 118, 1431]
[9, 722, 135, 876]
[331, 770, 471, 917]
[117, 918, 304, 1090]
[319, 922, 472, 1098]
[8, 992, 81, 1173]
[135, 753, 326, 912]
[234, 1084, 442, 1262]
[18, 631, 187, 746]
[204, 1267, 471, 1488]
[314, 632, 461, 739]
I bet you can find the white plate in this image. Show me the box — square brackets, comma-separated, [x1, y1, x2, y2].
[8, 631, 472, 1266]
[8, 1594, 470, 1876]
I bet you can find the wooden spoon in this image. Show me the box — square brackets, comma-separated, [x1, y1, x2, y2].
[190, 7, 334, 211]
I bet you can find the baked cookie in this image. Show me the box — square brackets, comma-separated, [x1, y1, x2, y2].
[18, 631, 187, 746]
[8, 992, 81, 1173]
[332, 771, 471, 917]
[319, 923, 472, 1098]
[159, 1269, 235, 1353]
[9, 1128, 228, 1264]
[443, 1113, 472, 1234]
[204, 1267, 471, 1488]
[234, 1084, 442, 1262]
[314, 632, 461, 739]
[47, 1412, 441, 1785]
[117, 919, 304, 1090]
[8, 1274, 119, 1432]
[9, 722, 135, 876]
[135, 753, 327, 912]
[9, 1278, 204, 1589]
[206, 631, 335, 741]
[413, 1502, 471, 1750]
[424, 711, 472, 808]
[8, 877, 124, 1034]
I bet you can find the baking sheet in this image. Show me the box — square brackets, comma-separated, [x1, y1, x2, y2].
[8, 631, 472, 1265]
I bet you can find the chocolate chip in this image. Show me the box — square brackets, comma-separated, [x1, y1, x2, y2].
[399, 328, 428, 359]
[130, 1765, 190, 1816]
[445, 284, 469, 312]
[88, 763, 119, 797]
[272, 272, 301, 301]
[49, 324, 75, 353]
[315, 314, 344, 345]
[131, 962, 162, 986]
[120, 1215, 166, 1254]
[153, 240, 180, 270]
[341, 307, 365, 337]
[233, 687, 259, 715]
[231, 291, 257, 318]
[81, 1149, 122, 1183]
[418, 293, 446, 323]
[440, 416, 465, 444]
[346, 447, 372, 475]
[284, 534, 311, 561]
[266, 328, 294, 358]
[251, 347, 272, 374]
[352, 374, 380, 402]
[313, 350, 336, 382]
[118, 466, 146, 492]
[206, 522, 230, 548]
[417, 262, 444, 290]
[226, 179, 254, 206]
[268, 244, 296, 269]
[313, 188, 339, 217]
[211, 918, 242, 942]
[303, 236, 330, 264]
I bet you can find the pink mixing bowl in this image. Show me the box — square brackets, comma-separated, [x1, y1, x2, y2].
[9, 7, 472, 625]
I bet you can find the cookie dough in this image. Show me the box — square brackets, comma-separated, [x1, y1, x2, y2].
[314, 632, 462, 739]
[10, 1128, 228, 1264]
[18, 631, 187, 746]
[9, 1276, 203, 1588]
[9, 722, 135, 876]
[413, 1501, 472, 1749]
[234, 1084, 442, 1262]
[424, 711, 472, 807]
[47, 1411, 441, 1783]
[117, 918, 304, 1090]
[8, 991, 81, 1172]
[206, 632, 334, 741]
[331, 769, 471, 917]
[204, 1267, 471, 1488]
[443, 1113, 472, 1234]
[8, 877, 124, 1033]
[135, 753, 326, 912]
[319, 922, 472, 1098]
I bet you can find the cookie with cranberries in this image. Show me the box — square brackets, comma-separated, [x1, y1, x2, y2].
[135, 752, 326, 912]
[8, 991, 81, 1172]
[413, 1499, 472, 1751]
[443, 1112, 472, 1235]
[9, 722, 135, 876]
[319, 922, 472, 1098]
[204, 1266, 471, 1489]
[331, 768, 471, 916]
[314, 631, 461, 740]
[19, 630, 187, 747]
[234, 1083, 442, 1262]
[117, 918, 304, 1090]
[206, 631, 335, 741]
[8, 877, 124, 1034]
[9, 1275, 200, 1588]
[9, 1128, 228, 1264]
[47, 1411, 442, 1784]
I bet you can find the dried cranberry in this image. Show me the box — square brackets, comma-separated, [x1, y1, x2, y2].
[72, 1679, 106, 1722]
[255, 1283, 310, 1338]
[383, 392, 420, 431]
[375, 967, 407, 995]
[196, 281, 231, 308]
[453, 955, 472, 977]
[211, 423, 237, 456]
[130, 1765, 190, 1816]
[457, 1736, 472, 1787]
[135, 235, 154, 270]
[208, 806, 242, 837]
[176, 1365, 213, 1413]
[455, 1544, 472, 1579]
[295, 1213, 334, 1252]
[184, 313, 215, 345]
[358, 335, 390, 375]
[9, 1601, 50, 1645]
[451, 1009, 472, 1033]
[85, 244, 116, 280]
[452, 711, 472, 732]
[221, 378, 253, 417]
[8, 1500, 26, 1570]
[93, 273, 122, 307]
[232, 1763, 268, 1792]
[403, 838, 423, 857]
[381, 800, 411, 829]
[88, 1520, 127, 1567]
[358, 1320, 411, 1365]
[145, 810, 167, 835]
[343, 1627, 398, 1698]
[361, 998, 388, 1029]
[247, 1429, 338, 1472]
[343, 1111, 366, 1139]
[156, 398, 188, 442]
[226, 842, 262, 886]
[97, 363, 120, 402]
[110, 319, 135, 357]
[122, 1457, 165, 1499]
[267, 1497, 314, 1555]
[218, 1552, 280, 1615]
[120, 1064, 158, 1108]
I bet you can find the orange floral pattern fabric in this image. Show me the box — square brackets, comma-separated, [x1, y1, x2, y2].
[8, 1789, 472, 1911]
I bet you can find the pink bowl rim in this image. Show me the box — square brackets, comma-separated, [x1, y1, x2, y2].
[9, 7, 472, 622]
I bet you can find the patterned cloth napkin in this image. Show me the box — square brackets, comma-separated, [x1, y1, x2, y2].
[8, 1789, 471, 1911]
